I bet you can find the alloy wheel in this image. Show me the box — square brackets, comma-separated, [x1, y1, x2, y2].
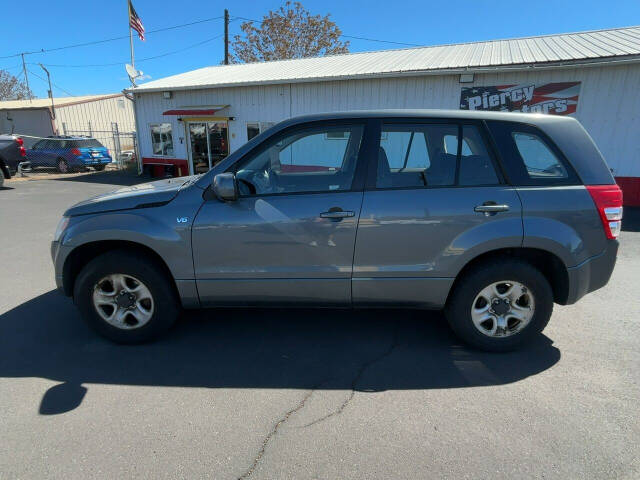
[470, 281, 535, 337]
[92, 274, 154, 330]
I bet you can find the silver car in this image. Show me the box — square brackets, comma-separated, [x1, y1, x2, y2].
[51, 110, 622, 351]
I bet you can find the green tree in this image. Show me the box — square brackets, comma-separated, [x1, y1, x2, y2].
[231, 1, 349, 63]
[0, 70, 33, 101]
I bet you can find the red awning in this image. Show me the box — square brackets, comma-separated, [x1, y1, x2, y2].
[163, 109, 221, 115]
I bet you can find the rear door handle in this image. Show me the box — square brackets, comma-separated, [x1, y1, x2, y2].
[320, 210, 355, 219]
[474, 204, 510, 215]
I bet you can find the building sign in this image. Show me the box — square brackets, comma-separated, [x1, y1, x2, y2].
[460, 82, 581, 115]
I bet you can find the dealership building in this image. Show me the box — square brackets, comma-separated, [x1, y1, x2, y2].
[130, 25, 640, 205]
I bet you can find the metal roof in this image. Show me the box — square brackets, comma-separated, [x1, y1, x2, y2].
[132, 26, 640, 93]
[0, 94, 124, 110]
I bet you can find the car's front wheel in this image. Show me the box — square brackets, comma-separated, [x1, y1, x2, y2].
[74, 250, 180, 343]
[93, 165, 106, 171]
[445, 259, 553, 352]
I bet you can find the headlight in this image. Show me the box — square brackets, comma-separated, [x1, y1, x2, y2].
[54, 216, 70, 242]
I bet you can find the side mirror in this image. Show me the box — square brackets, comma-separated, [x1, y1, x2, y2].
[212, 173, 238, 202]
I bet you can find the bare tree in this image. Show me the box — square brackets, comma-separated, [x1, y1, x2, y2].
[231, 1, 349, 63]
[0, 70, 33, 101]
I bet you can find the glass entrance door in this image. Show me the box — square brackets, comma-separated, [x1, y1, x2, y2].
[188, 121, 229, 174]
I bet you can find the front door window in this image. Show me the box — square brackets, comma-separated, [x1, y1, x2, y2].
[188, 121, 229, 174]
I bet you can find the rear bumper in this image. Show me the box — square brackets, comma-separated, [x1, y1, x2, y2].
[81, 158, 112, 165]
[565, 240, 618, 304]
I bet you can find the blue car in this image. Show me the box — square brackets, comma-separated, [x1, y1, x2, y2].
[27, 136, 112, 173]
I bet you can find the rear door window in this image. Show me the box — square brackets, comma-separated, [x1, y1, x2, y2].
[376, 123, 499, 188]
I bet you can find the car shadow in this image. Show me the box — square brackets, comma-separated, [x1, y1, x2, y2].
[52, 171, 146, 186]
[622, 206, 640, 232]
[0, 290, 561, 415]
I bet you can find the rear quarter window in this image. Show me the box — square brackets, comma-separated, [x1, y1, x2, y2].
[486, 120, 580, 186]
[512, 132, 568, 179]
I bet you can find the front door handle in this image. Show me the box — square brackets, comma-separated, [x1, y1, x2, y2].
[474, 203, 510, 215]
[320, 209, 355, 220]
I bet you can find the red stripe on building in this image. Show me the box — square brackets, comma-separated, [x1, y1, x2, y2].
[162, 109, 221, 116]
[142, 157, 189, 177]
[615, 177, 640, 207]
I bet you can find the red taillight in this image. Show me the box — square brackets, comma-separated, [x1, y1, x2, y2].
[586, 185, 623, 239]
[19, 146, 26, 157]
[71, 148, 81, 156]
[15, 137, 24, 146]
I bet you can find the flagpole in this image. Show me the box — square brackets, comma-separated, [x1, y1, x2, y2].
[128, 0, 136, 86]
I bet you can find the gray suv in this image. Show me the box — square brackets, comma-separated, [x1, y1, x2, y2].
[51, 110, 622, 351]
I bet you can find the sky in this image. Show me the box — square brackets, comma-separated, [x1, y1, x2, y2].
[1, 0, 639, 99]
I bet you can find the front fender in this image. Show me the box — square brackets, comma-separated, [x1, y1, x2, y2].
[55, 188, 204, 299]
[63, 212, 193, 279]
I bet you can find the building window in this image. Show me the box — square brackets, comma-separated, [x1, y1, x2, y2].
[325, 131, 348, 140]
[150, 123, 174, 157]
[247, 123, 260, 141]
[247, 122, 276, 141]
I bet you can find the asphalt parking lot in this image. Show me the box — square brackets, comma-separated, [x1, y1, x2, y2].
[1, 172, 638, 479]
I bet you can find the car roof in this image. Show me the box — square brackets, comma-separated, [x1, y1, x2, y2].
[278, 109, 578, 128]
[45, 135, 98, 140]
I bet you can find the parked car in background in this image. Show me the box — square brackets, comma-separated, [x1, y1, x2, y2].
[51, 110, 621, 351]
[118, 150, 136, 163]
[27, 136, 112, 173]
[0, 134, 28, 185]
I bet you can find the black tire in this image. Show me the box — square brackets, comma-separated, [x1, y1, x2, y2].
[93, 165, 106, 171]
[57, 158, 70, 173]
[74, 250, 180, 344]
[445, 259, 553, 352]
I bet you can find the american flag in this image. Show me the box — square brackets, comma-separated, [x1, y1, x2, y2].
[128, 0, 145, 41]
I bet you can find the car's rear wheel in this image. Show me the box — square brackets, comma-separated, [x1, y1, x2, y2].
[57, 158, 69, 173]
[74, 250, 180, 344]
[93, 165, 106, 171]
[445, 259, 553, 352]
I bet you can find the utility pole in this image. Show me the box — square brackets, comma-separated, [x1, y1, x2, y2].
[21, 53, 32, 101]
[224, 9, 229, 65]
[39, 64, 55, 120]
[129, 0, 136, 86]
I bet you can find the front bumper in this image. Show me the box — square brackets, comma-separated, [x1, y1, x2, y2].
[51, 240, 67, 294]
[565, 240, 618, 304]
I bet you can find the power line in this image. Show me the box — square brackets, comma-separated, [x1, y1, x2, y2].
[340, 34, 422, 47]
[231, 16, 424, 47]
[31, 33, 225, 68]
[0, 15, 224, 59]
[27, 68, 75, 96]
[0, 63, 22, 71]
